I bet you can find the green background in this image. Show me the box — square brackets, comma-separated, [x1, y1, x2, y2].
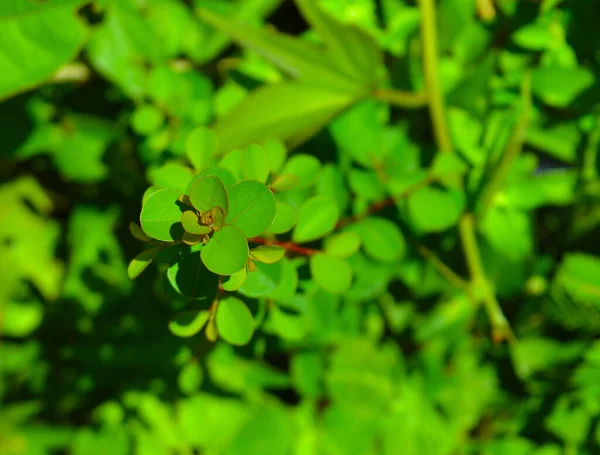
[2, 0, 600, 454]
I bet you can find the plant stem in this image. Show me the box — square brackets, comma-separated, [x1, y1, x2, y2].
[417, 246, 471, 291]
[249, 237, 319, 256]
[458, 214, 513, 343]
[477, 73, 532, 216]
[418, 0, 453, 154]
[373, 88, 428, 109]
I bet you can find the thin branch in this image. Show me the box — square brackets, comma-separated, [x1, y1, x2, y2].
[477, 73, 532, 216]
[373, 88, 428, 109]
[337, 174, 435, 228]
[248, 237, 319, 256]
[458, 214, 514, 343]
[418, 0, 454, 154]
[417, 246, 471, 291]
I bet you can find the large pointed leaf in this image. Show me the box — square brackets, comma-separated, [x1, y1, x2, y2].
[213, 82, 354, 153]
[295, 0, 381, 87]
[198, 7, 358, 92]
[0, 0, 88, 100]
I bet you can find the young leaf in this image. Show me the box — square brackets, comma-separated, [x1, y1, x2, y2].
[250, 245, 286, 264]
[140, 188, 186, 242]
[127, 247, 161, 279]
[186, 126, 217, 172]
[201, 226, 249, 276]
[226, 180, 277, 237]
[267, 202, 297, 234]
[167, 248, 219, 300]
[189, 175, 228, 214]
[168, 310, 210, 338]
[270, 174, 299, 192]
[358, 217, 406, 263]
[216, 297, 254, 345]
[222, 267, 248, 292]
[181, 211, 212, 235]
[310, 253, 353, 294]
[212, 82, 355, 154]
[292, 196, 339, 243]
[242, 144, 270, 183]
[324, 231, 361, 258]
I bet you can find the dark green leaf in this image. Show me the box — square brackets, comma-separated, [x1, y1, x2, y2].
[167, 248, 219, 300]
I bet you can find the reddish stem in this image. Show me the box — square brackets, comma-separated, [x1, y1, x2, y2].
[249, 237, 319, 256]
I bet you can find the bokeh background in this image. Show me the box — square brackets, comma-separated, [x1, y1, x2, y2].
[2, 0, 600, 454]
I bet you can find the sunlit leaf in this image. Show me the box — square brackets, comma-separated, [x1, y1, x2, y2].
[226, 180, 277, 237]
[201, 226, 249, 276]
[216, 297, 254, 345]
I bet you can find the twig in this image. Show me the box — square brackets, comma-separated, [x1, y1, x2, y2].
[418, 0, 453, 154]
[458, 214, 513, 343]
[418, 246, 471, 291]
[373, 88, 428, 109]
[337, 174, 435, 228]
[477, 73, 532, 216]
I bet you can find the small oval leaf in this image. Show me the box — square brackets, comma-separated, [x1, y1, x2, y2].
[250, 245, 286, 264]
[226, 180, 277, 237]
[128, 247, 160, 279]
[201, 225, 249, 275]
[292, 196, 339, 243]
[189, 176, 228, 214]
[216, 297, 254, 345]
[140, 189, 186, 242]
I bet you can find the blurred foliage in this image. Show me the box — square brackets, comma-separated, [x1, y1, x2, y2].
[2, 0, 600, 454]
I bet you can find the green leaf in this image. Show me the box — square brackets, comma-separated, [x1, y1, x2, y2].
[267, 202, 297, 234]
[310, 253, 353, 294]
[178, 361, 203, 395]
[358, 217, 406, 263]
[222, 267, 248, 292]
[407, 187, 464, 233]
[186, 126, 217, 172]
[250, 245, 286, 264]
[238, 261, 282, 298]
[318, 164, 350, 212]
[167, 248, 219, 300]
[270, 174, 299, 192]
[127, 247, 160, 280]
[242, 144, 270, 183]
[131, 104, 164, 135]
[189, 176, 228, 214]
[295, 0, 381, 87]
[532, 65, 595, 107]
[201, 226, 249, 276]
[280, 154, 322, 190]
[181, 211, 212, 235]
[226, 180, 277, 237]
[216, 297, 254, 345]
[192, 167, 237, 191]
[212, 82, 355, 154]
[0, 0, 88, 100]
[129, 222, 151, 242]
[264, 138, 287, 175]
[140, 188, 186, 242]
[147, 162, 195, 194]
[198, 7, 360, 92]
[292, 196, 339, 243]
[325, 231, 361, 258]
[168, 311, 211, 338]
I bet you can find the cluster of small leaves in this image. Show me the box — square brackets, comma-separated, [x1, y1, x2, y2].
[3, 0, 600, 454]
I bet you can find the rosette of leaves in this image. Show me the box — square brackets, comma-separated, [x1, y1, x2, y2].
[129, 171, 287, 345]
